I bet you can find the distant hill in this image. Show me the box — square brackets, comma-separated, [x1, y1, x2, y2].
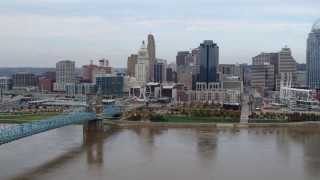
[0, 67, 55, 76]
[0, 67, 127, 76]
[113, 68, 127, 73]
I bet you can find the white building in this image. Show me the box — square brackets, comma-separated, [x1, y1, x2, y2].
[135, 41, 150, 82]
[191, 89, 226, 102]
[226, 89, 241, 103]
[65, 83, 95, 95]
[187, 89, 241, 103]
[53, 60, 75, 92]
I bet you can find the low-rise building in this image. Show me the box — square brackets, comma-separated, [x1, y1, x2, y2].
[185, 89, 226, 102]
[65, 83, 95, 95]
[162, 84, 177, 99]
[96, 75, 124, 98]
[226, 89, 241, 103]
[12, 72, 37, 90]
[38, 78, 53, 92]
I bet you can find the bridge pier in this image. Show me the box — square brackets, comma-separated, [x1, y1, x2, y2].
[83, 119, 104, 131]
[83, 130, 104, 165]
[84, 90, 104, 131]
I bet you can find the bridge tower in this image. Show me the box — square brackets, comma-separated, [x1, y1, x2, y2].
[83, 89, 104, 131]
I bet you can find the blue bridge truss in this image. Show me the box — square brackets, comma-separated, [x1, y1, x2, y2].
[0, 112, 96, 145]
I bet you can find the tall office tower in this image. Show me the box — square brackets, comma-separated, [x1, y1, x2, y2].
[276, 47, 297, 90]
[250, 64, 275, 90]
[197, 40, 219, 87]
[252, 47, 297, 91]
[307, 19, 320, 89]
[127, 54, 138, 77]
[166, 67, 173, 82]
[185, 54, 196, 65]
[154, 63, 164, 83]
[219, 64, 240, 80]
[148, 34, 156, 81]
[252, 52, 278, 90]
[191, 48, 200, 63]
[53, 60, 75, 92]
[135, 41, 150, 82]
[176, 51, 190, 66]
[154, 59, 167, 83]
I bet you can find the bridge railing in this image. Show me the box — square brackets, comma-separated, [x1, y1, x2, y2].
[0, 112, 96, 145]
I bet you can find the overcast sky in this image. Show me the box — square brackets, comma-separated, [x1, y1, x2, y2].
[0, 0, 319, 68]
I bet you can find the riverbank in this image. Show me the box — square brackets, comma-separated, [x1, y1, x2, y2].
[106, 120, 320, 128]
[1, 112, 320, 128]
[0, 112, 62, 124]
[163, 115, 240, 123]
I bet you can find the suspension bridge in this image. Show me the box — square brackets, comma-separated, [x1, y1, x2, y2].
[0, 92, 119, 146]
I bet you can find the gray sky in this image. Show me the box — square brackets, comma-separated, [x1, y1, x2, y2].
[0, 0, 319, 67]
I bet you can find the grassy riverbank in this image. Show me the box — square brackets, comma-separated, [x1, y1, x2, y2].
[163, 115, 240, 123]
[0, 112, 62, 123]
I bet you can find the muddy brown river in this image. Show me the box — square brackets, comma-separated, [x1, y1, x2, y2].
[0, 124, 319, 180]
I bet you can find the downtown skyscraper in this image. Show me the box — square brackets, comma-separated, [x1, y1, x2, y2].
[147, 34, 156, 81]
[307, 19, 320, 89]
[197, 40, 219, 87]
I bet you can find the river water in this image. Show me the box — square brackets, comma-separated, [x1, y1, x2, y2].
[0, 124, 319, 180]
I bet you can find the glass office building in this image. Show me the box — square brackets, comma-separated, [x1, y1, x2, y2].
[197, 40, 219, 86]
[307, 19, 320, 89]
[154, 63, 163, 83]
[96, 75, 123, 97]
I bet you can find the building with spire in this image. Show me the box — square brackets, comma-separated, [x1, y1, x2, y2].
[135, 41, 150, 82]
[307, 19, 320, 89]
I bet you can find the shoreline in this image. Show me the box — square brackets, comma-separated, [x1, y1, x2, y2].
[105, 120, 320, 128]
[1, 119, 320, 129]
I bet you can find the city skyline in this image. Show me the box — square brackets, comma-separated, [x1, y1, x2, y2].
[0, 0, 319, 67]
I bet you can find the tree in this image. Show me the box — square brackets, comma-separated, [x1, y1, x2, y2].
[205, 109, 211, 117]
[196, 101, 202, 108]
[189, 101, 195, 108]
[191, 109, 197, 116]
[203, 101, 209, 108]
[185, 108, 190, 116]
[183, 102, 187, 108]
[182, 108, 186, 115]
[195, 110, 200, 117]
[128, 113, 142, 121]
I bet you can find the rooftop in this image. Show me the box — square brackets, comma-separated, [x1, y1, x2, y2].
[312, 19, 320, 31]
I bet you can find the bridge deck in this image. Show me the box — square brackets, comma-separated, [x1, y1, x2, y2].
[0, 112, 96, 145]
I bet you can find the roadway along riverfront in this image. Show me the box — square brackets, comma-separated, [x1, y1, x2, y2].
[240, 95, 249, 123]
